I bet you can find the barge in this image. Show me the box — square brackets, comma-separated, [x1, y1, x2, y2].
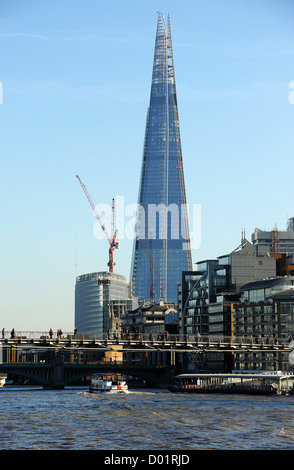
[168, 373, 294, 395]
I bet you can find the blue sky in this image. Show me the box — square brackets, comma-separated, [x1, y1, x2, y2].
[1, 0, 294, 331]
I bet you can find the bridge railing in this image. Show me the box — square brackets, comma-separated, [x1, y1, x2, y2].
[1, 330, 291, 349]
[1, 330, 76, 341]
[106, 332, 291, 348]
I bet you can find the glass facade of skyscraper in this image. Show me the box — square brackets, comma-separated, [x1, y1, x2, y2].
[131, 13, 192, 303]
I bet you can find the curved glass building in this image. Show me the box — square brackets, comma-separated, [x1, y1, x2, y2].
[131, 13, 192, 303]
[75, 272, 130, 335]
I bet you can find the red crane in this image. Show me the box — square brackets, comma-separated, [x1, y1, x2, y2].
[76, 175, 119, 273]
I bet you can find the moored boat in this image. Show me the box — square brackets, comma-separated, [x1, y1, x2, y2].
[168, 373, 294, 395]
[89, 374, 129, 393]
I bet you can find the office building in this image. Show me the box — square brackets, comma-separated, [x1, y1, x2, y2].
[75, 272, 131, 336]
[122, 300, 178, 336]
[252, 217, 294, 254]
[122, 300, 178, 368]
[180, 239, 276, 336]
[233, 277, 294, 371]
[130, 13, 192, 304]
[178, 239, 277, 372]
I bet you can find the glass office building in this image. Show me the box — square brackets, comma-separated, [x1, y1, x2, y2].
[131, 13, 192, 303]
[75, 272, 130, 335]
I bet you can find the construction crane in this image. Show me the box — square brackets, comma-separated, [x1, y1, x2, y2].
[76, 174, 119, 273]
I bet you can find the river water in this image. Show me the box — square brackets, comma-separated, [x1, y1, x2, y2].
[0, 386, 294, 451]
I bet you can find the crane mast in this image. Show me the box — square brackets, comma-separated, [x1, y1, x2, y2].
[76, 174, 119, 273]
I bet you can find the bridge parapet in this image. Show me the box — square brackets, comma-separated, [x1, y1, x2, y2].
[0, 331, 292, 352]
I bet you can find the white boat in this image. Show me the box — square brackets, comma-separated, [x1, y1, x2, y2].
[0, 377, 6, 388]
[89, 374, 129, 393]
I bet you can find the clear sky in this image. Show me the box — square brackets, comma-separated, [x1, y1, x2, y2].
[1, 0, 294, 332]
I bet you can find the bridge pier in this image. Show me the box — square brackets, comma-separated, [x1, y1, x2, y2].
[44, 353, 65, 389]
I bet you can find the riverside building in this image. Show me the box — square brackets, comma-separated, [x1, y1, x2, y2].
[75, 272, 132, 336]
[130, 13, 192, 304]
[122, 300, 178, 368]
[179, 239, 277, 372]
[180, 238, 276, 337]
[122, 300, 178, 337]
[233, 276, 294, 371]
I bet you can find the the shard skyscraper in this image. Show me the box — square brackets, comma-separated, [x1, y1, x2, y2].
[131, 13, 192, 303]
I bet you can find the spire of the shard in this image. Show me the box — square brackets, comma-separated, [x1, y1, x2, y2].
[131, 13, 192, 303]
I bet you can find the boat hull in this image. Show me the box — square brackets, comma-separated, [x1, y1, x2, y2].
[168, 385, 277, 395]
[89, 386, 129, 393]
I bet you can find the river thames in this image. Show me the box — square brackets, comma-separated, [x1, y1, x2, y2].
[0, 386, 294, 452]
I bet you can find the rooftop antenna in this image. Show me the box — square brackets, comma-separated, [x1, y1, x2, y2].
[241, 226, 246, 244]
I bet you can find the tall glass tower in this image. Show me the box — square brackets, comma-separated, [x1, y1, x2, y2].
[131, 13, 192, 303]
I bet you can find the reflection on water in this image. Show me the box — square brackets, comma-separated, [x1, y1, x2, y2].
[0, 386, 294, 450]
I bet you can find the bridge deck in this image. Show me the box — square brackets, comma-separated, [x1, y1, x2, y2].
[0, 331, 292, 352]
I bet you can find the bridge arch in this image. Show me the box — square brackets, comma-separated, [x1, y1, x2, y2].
[0, 365, 53, 388]
[0, 362, 175, 389]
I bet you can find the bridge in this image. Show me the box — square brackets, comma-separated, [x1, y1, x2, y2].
[0, 331, 293, 389]
[1, 330, 292, 353]
[0, 359, 174, 389]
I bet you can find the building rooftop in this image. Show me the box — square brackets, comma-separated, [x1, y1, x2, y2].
[269, 289, 294, 300]
[76, 271, 127, 283]
[240, 276, 294, 291]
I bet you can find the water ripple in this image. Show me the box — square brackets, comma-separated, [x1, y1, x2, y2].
[0, 387, 294, 450]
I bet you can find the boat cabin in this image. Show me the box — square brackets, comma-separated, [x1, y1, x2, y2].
[169, 373, 294, 395]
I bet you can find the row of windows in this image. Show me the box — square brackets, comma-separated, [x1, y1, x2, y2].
[280, 303, 294, 313]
